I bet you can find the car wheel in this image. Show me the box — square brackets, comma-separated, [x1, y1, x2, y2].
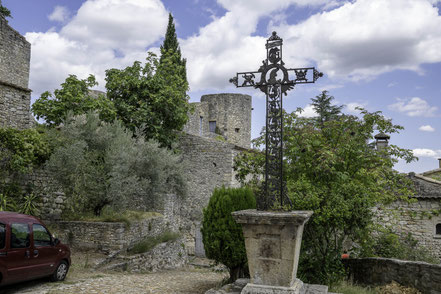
[51, 260, 69, 282]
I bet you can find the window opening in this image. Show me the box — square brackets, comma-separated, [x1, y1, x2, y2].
[235, 128, 240, 133]
[33, 224, 52, 247]
[199, 116, 203, 136]
[436, 223, 441, 235]
[209, 121, 217, 133]
[0, 223, 5, 249]
[11, 223, 30, 248]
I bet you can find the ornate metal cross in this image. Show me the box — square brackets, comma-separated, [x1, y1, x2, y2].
[230, 31, 323, 210]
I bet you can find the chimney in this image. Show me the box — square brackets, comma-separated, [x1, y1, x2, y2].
[438, 158, 441, 169]
[374, 132, 390, 152]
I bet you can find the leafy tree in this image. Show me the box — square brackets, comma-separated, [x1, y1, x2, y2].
[46, 112, 187, 216]
[201, 186, 256, 282]
[311, 90, 343, 128]
[234, 94, 417, 285]
[160, 13, 187, 83]
[0, 127, 51, 175]
[32, 75, 116, 126]
[0, 2, 11, 18]
[105, 52, 190, 147]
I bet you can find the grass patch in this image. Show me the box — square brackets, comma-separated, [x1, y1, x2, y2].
[63, 208, 162, 227]
[329, 281, 376, 294]
[128, 231, 180, 255]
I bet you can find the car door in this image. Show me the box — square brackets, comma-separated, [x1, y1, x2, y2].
[30, 223, 58, 276]
[0, 222, 8, 282]
[4, 222, 32, 282]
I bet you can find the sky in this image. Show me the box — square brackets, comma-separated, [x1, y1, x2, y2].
[3, 0, 441, 173]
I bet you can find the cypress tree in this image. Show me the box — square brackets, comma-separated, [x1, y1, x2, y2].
[311, 90, 344, 127]
[160, 13, 187, 83]
[0, 0, 12, 19]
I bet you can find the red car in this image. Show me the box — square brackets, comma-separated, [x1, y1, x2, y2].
[0, 212, 71, 286]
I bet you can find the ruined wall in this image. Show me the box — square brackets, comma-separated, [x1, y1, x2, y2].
[183, 93, 252, 149]
[0, 15, 32, 129]
[343, 258, 441, 294]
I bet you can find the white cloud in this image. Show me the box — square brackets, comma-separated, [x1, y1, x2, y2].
[27, 0, 441, 98]
[419, 125, 435, 132]
[272, 0, 441, 81]
[181, 0, 331, 91]
[345, 102, 366, 114]
[48, 6, 70, 23]
[387, 82, 397, 88]
[299, 104, 318, 117]
[413, 148, 441, 158]
[388, 97, 438, 117]
[27, 0, 168, 100]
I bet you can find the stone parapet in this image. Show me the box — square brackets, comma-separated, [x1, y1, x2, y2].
[343, 257, 441, 294]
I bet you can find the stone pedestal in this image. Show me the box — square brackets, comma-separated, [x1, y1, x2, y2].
[232, 209, 313, 294]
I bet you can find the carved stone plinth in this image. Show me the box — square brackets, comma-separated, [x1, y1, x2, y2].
[232, 210, 313, 294]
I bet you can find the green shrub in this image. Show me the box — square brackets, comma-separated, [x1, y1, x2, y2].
[46, 112, 187, 216]
[128, 231, 180, 254]
[361, 230, 439, 264]
[201, 186, 256, 282]
[329, 281, 375, 294]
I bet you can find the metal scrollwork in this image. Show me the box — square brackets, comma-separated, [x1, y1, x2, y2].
[229, 32, 323, 210]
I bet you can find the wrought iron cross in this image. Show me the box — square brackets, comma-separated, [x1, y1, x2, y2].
[230, 31, 323, 210]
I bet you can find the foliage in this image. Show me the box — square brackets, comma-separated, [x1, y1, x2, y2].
[0, 194, 17, 212]
[19, 194, 40, 216]
[128, 231, 180, 254]
[0, 4, 11, 18]
[329, 281, 375, 294]
[311, 90, 343, 127]
[46, 112, 187, 216]
[360, 230, 440, 264]
[32, 75, 116, 127]
[0, 127, 51, 174]
[233, 92, 417, 285]
[63, 208, 161, 227]
[160, 13, 187, 84]
[105, 51, 190, 147]
[201, 186, 256, 282]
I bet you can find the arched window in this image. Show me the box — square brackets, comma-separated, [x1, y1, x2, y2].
[436, 223, 441, 235]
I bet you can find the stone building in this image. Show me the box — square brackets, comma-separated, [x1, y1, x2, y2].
[374, 135, 441, 260]
[183, 93, 252, 149]
[173, 93, 252, 255]
[0, 12, 33, 129]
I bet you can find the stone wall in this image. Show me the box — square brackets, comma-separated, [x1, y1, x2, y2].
[24, 168, 66, 220]
[117, 238, 188, 272]
[47, 215, 167, 253]
[183, 93, 252, 149]
[376, 175, 441, 260]
[343, 258, 441, 294]
[176, 133, 243, 254]
[376, 198, 441, 261]
[0, 15, 32, 129]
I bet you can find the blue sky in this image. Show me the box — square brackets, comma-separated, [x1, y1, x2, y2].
[3, 0, 441, 173]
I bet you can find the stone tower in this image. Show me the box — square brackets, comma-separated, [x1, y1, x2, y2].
[0, 11, 32, 129]
[183, 93, 252, 149]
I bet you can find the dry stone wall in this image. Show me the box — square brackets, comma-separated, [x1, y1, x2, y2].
[0, 15, 32, 129]
[343, 258, 441, 294]
[47, 215, 167, 253]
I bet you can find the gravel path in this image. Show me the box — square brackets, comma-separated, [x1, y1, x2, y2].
[0, 269, 227, 294]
